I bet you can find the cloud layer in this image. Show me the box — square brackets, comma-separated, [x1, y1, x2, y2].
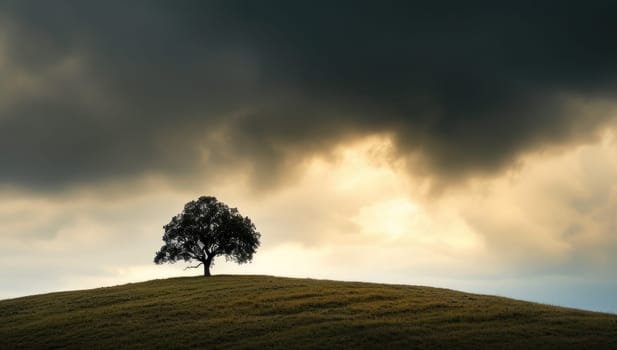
[2, 2, 617, 189]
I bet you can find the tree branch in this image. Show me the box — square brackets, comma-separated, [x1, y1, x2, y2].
[184, 262, 203, 270]
[187, 250, 201, 260]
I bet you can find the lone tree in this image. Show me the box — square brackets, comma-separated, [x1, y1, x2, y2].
[154, 196, 260, 276]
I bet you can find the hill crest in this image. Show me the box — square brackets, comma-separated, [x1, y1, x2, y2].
[1, 275, 616, 349]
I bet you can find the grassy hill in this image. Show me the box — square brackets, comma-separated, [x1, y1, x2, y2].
[1, 275, 616, 349]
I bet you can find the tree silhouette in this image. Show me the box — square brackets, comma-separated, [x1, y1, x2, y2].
[154, 196, 260, 276]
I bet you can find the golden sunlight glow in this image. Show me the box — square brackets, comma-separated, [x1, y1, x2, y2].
[353, 198, 418, 238]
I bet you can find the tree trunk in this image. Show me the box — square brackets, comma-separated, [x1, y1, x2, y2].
[203, 257, 213, 277]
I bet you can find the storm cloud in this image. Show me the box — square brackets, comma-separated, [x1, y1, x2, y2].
[2, 1, 617, 189]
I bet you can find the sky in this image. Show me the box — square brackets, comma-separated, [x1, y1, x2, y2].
[1, 1, 617, 313]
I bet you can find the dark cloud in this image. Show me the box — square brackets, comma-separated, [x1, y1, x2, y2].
[2, 1, 617, 189]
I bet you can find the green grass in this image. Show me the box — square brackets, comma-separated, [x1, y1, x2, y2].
[1, 275, 616, 349]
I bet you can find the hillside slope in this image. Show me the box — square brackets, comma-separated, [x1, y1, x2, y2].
[1, 275, 616, 349]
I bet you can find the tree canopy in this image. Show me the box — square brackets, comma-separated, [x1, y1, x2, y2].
[154, 196, 260, 276]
